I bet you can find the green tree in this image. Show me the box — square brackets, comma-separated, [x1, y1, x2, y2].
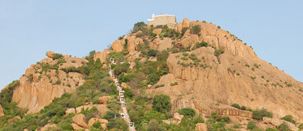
[252, 109, 272, 120]
[247, 121, 256, 130]
[153, 94, 172, 113]
[190, 25, 201, 35]
[147, 119, 166, 131]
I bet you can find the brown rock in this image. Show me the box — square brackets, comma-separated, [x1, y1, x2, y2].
[94, 49, 112, 63]
[0, 104, 4, 117]
[121, 82, 131, 89]
[182, 18, 190, 28]
[40, 124, 58, 131]
[71, 123, 84, 130]
[195, 123, 208, 131]
[111, 40, 124, 52]
[98, 96, 111, 104]
[176, 22, 183, 32]
[8, 116, 21, 124]
[180, 34, 199, 48]
[73, 114, 88, 128]
[65, 108, 76, 115]
[173, 112, 184, 124]
[126, 36, 143, 52]
[11, 56, 87, 114]
[46, 51, 55, 58]
[88, 118, 109, 127]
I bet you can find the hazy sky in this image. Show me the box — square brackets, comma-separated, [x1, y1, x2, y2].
[1, 0, 303, 89]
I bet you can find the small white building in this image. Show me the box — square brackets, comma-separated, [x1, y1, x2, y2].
[148, 14, 177, 28]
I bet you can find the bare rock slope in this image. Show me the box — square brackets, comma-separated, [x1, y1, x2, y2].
[147, 19, 303, 122]
[11, 52, 87, 113]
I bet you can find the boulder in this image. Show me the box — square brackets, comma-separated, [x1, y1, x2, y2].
[72, 114, 88, 128]
[94, 49, 112, 63]
[180, 34, 199, 48]
[176, 22, 183, 32]
[173, 112, 184, 124]
[195, 123, 208, 131]
[127, 36, 143, 52]
[182, 18, 190, 28]
[111, 40, 124, 52]
[65, 108, 76, 115]
[121, 82, 131, 89]
[46, 51, 55, 58]
[8, 116, 21, 124]
[0, 104, 4, 117]
[71, 123, 84, 130]
[40, 124, 58, 131]
[88, 118, 109, 127]
[98, 96, 111, 104]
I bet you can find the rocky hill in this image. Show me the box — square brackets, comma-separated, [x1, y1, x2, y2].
[0, 17, 303, 131]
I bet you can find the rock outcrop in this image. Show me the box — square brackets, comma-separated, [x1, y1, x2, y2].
[46, 51, 55, 58]
[195, 123, 208, 131]
[148, 19, 303, 122]
[0, 104, 4, 117]
[40, 124, 58, 131]
[65, 104, 108, 116]
[88, 118, 108, 129]
[94, 49, 112, 63]
[98, 96, 111, 104]
[121, 82, 131, 89]
[72, 114, 88, 128]
[11, 52, 87, 113]
[111, 40, 124, 52]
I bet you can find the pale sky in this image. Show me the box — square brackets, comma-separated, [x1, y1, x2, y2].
[1, 0, 303, 89]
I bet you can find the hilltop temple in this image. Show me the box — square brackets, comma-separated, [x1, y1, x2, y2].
[147, 14, 177, 28]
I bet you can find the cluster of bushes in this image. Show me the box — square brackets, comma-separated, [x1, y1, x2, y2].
[191, 42, 208, 50]
[61, 66, 90, 75]
[205, 113, 231, 131]
[252, 109, 272, 120]
[281, 115, 296, 124]
[159, 25, 180, 39]
[190, 25, 201, 35]
[231, 103, 247, 110]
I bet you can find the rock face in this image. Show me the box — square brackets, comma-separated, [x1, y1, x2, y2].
[98, 96, 111, 104]
[94, 49, 112, 63]
[148, 19, 303, 122]
[73, 114, 88, 128]
[111, 40, 124, 52]
[195, 123, 208, 131]
[0, 104, 4, 117]
[11, 52, 87, 113]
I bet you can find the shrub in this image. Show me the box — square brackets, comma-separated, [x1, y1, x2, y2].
[298, 123, 303, 129]
[153, 94, 172, 113]
[113, 63, 130, 76]
[247, 121, 256, 130]
[147, 119, 166, 131]
[148, 49, 158, 57]
[231, 103, 241, 109]
[233, 124, 240, 128]
[190, 25, 201, 35]
[92, 121, 101, 129]
[156, 50, 169, 61]
[266, 128, 278, 131]
[52, 53, 63, 60]
[154, 84, 164, 88]
[124, 88, 133, 99]
[252, 109, 272, 120]
[281, 115, 295, 124]
[103, 111, 119, 120]
[147, 73, 160, 84]
[181, 27, 188, 37]
[192, 42, 208, 50]
[278, 122, 291, 131]
[107, 118, 128, 130]
[214, 48, 225, 57]
[170, 82, 178, 86]
[178, 108, 196, 117]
